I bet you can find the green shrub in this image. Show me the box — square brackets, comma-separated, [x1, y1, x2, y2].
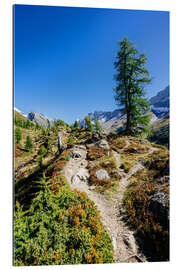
[14, 178, 114, 266]
[68, 137, 75, 143]
[38, 145, 47, 157]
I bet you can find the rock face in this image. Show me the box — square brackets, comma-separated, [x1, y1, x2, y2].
[150, 85, 169, 118]
[148, 190, 169, 229]
[96, 139, 110, 150]
[95, 169, 110, 181]
[28, 111, 54, 129]
[71, 168, 90, 184]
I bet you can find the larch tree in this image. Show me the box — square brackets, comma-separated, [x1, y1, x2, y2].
[84, 115, 93, 132]
[113, 38, 152, 135]
[94, 118, 102, 133]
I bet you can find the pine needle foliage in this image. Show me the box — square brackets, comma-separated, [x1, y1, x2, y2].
[114, 38, 152, 136]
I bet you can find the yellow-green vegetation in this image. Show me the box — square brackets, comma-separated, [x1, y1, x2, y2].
[123, 147, 169, 261]
[108, 136, 127, 153]
[14, 155, 114, 266]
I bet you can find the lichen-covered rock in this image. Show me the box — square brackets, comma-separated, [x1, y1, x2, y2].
[96, 139, 110, 150]
[148, 190, 169, 229]
[95, 169, 110, 180]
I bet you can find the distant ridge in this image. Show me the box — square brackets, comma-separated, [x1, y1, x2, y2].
[150, 85, 169, 118]
[78, 85, 169, 133]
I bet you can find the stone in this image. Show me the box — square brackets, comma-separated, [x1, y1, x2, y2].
[71, 175, 81, 185]
[158, 175, 169, 185]
[95, 169, 110, 180]
[71, 145, 87, 159]
[148, 190, 169, 229]
[96, 139, 110, 150]
[71, 168, 90, 184]
[71, 148, 82, 159]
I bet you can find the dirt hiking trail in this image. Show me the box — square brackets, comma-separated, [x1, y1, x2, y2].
[63, 140, 157, 263]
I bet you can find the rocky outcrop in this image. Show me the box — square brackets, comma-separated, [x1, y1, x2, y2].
[28, 111, 54, 129]
[96, 139, 110, 150]
[71, 145, 86, 159]
[95, 169, 110, 181]
[148, 190, 169, 229]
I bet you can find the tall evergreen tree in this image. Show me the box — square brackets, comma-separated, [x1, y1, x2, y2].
[73, 120, 79, 130]
[114, 38, 152, 135]
[94, 118, 102, 133]
[84, 116, 93, 132]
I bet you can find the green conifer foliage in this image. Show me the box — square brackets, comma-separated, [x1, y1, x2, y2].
[114, 38, 152, 135]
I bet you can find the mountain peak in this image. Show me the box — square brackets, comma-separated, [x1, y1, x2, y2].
[28, 111, 54, 129]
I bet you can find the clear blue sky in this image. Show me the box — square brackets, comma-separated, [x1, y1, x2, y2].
[14, 5, 169, 124]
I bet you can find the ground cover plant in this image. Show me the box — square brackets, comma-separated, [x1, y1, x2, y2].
[123, 147, 169, 261]
[14, 149, 114, 266]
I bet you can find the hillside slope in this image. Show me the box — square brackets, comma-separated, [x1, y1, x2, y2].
[14, 120, 169, 264]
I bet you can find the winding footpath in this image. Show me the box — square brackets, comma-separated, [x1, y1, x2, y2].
[63, 140, 156, 263]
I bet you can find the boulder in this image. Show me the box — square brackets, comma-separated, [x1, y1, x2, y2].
[96, 139, 110, 150]
[71, 145, 87, 159]
[71, 149, 82, 159]
[71, 168, 90, 184]
[95, 169, 110, 180]
[148, 190, 169, 229]
[158, 175, 169, 185]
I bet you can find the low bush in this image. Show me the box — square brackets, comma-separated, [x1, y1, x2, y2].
[87, 146, 108, 161]
[14, 178, 114, 266]
[68, 137, 75, 143]
[38, 145, 48, 157]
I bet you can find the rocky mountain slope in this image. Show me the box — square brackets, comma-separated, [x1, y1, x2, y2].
[150, 85, 169, 118]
